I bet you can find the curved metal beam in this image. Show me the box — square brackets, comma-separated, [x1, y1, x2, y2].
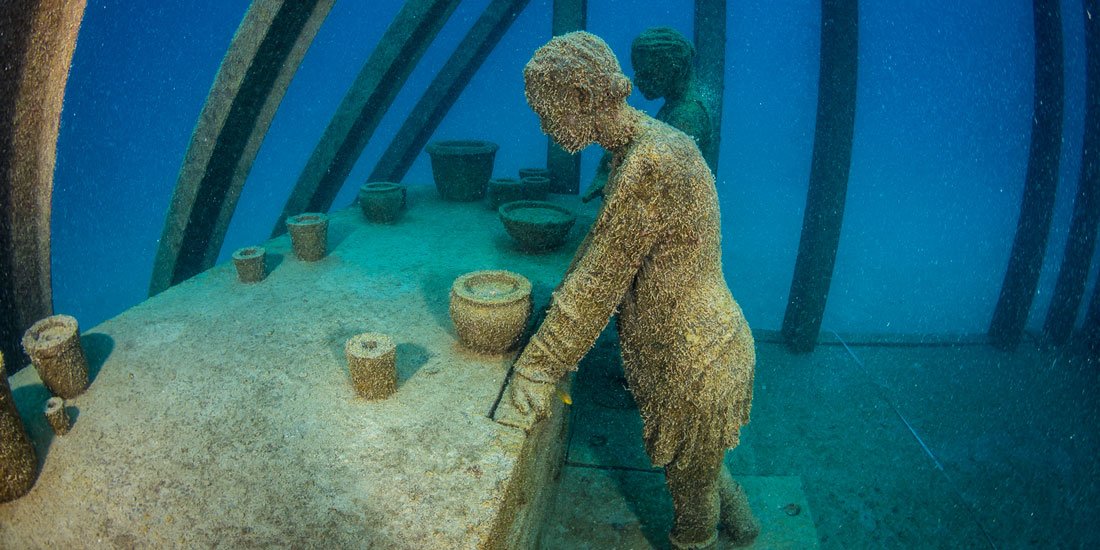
[0, 0, 86, 368]
[369, 0, 532, 184]
[781, 0, 859, 353]
[989, 0, 1065, 350]
[1042, 0, 1099, 347]
[273, 0, 463, 236]
[149, 0, 335, 296]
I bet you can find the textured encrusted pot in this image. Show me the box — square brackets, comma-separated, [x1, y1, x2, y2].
[499, 200, 576, 252]
[359, 182, 407, 223]
[21, 314, 88, 399]
[345, 333, 397, 400]
[425, 140, 499, 201]
[487, 178, 526, 211]
[520, 175, 551, 201]
[286, 213, 328, 261]
[449, 270, 532, 354]
[232, 246, 266, 283]
[45, 397, 69, 435]
[519, 167, 553, 196]
[0, 353, 37, 502]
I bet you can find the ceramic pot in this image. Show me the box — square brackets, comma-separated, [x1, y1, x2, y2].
[286, 213, 328, 261]
[499, 200, 576, 252]
[345, 333, 397, 400]
[359, 182, 407, 223]
[232, 246, 266, 283]
[21, 314, 88, 399]
[520, 175, 551, 201]
[487, 178, 527, 211]
[425, 140, 499, 201]
[449, 270, 532, 354]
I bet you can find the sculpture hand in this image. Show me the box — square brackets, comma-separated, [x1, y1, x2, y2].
[581, 180, 605, 203]
[508, 371, 556, 421]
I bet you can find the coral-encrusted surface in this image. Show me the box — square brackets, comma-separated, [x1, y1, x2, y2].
[0, 186, 592, 548]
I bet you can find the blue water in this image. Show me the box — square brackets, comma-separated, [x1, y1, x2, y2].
[51, 0, 1094, 337]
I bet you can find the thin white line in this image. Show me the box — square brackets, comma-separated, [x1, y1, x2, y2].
[830, 330, 997, 550]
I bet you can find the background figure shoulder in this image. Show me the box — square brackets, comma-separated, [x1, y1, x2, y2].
[583, 26, 716, 203]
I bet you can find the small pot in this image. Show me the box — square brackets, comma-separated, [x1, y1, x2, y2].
[487, 178, 527, 211]
[286, 213, 329, 261]
[232, 246, 266, 283]
[499, 200, 576, 252]
[359, 182, 407, 223]
[449, 270, 532, 354]
[345, 333, 398, 400]
[520, 175, 551, 201]
[425, 140, 499, 201]
[21, 314, 89, 399]
[519, 167, 553, 195]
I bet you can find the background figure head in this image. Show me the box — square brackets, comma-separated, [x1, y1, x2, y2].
[524, 31, 633, 153]
[631, 27, 694, 101]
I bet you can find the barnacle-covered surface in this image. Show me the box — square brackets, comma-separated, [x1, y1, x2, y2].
[0, 186, 591, 548]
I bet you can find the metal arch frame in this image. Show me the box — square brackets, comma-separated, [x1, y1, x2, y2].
[0, 1, 86, 368]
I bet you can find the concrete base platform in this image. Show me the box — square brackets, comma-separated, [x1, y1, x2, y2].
[0, 186, 597, 548]
[543, 469, 818, 549]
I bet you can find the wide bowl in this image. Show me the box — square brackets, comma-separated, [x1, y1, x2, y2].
[498, 200, 576, 252]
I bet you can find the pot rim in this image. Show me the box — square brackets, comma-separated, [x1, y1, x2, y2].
[451, 270, 532, 306]
[360, 182, 404, 193]
[22, 314, 79, 354]
[498, 200, 576, 223]
[286, 212, 328, 227]
[232, 246, 265, 260]
[426, 140, 499, 156]
[345, 332, 396, 359]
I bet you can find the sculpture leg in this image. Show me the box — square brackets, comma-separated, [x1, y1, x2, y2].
[665, 445, 723, 550]
[719, 461, 761, 545]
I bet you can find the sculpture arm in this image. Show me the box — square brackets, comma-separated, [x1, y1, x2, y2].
[514, 152, 663, 383]
[581, 150, 613, 202]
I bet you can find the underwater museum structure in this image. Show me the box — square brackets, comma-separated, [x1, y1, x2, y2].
[2, 0, 1099, 548]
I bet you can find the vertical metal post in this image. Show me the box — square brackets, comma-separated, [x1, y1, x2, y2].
[989, 0, 1065, 350]
[545, 0, 587, 195]
[693, 0, 726, 172]
[781, 0, 859, 353]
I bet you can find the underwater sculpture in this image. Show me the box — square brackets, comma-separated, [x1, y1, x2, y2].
[502, 32, 759, 549]
[583, 27, 715, 203]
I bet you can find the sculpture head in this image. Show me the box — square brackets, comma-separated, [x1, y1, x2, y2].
[524, 31, 632, 153]
[630, 27, 694, 101]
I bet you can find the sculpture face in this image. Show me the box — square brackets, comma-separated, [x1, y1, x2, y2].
[630, 27, 694, 101]
[525, 83, 599, 154]
[523, 32, 630, 154]
[631, 49, 680, 100]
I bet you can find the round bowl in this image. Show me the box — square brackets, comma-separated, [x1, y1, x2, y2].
[449, 270, 532, 354]
[359, 181, 407, 223]
[498, 200, 576, 252]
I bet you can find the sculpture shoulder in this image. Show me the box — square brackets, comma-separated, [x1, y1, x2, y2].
[657, 98, 712, 145]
